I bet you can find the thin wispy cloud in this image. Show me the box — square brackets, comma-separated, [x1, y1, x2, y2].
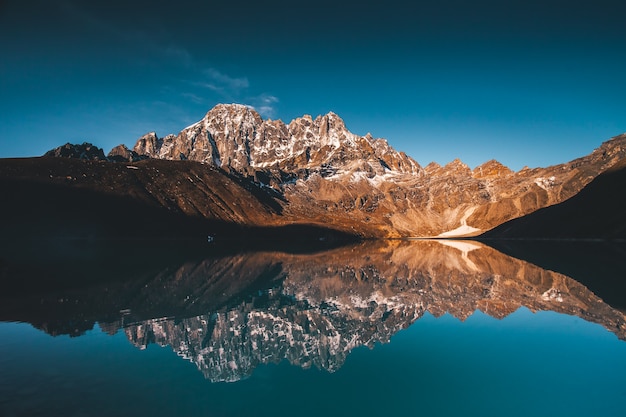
[202, 68, 249, 92]
[249, 94, 279, 118]
[184, 67, 278, 118]
[180, 92, 206, 105]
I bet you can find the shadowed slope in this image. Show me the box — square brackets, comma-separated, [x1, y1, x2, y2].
[481, 159, 626, 240]
[0, 157, 354, 241]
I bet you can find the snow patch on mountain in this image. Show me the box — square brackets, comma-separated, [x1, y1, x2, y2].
[534, 176, 556, 190]
[437, 206, 481, 237]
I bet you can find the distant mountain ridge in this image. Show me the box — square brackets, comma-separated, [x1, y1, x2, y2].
[8, 103, 626, 238]
[44, 142, 108, 161]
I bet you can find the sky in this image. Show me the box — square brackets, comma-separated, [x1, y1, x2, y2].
[1, 0, 625, 171]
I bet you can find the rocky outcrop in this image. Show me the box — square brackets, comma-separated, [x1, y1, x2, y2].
[107, 144, 147, 162]
[472, 159, 513, 179]
[132, 132, 162, 158]
[44, 142, 107, 161]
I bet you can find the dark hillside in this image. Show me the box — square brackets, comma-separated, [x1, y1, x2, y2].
[0, 157, 354, 243]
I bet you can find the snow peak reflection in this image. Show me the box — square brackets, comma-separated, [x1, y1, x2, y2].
[108, 240, 626, 382]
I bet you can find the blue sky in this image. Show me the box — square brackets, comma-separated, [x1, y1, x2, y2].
[1, 0, 625, 170]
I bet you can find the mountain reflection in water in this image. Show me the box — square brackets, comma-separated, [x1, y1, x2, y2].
[5, 239, 619, 383]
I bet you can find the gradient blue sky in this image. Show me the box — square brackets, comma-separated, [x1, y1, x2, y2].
[1, 0, 625, 170]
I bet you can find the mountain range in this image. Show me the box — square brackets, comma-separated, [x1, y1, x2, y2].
[3, 103, 626, 239]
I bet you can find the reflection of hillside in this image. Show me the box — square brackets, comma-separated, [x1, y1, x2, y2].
[116, 240, 626, 382]
[0, 249, 288, 337]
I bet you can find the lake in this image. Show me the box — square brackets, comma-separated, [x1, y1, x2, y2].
[1, 238, 625, 416]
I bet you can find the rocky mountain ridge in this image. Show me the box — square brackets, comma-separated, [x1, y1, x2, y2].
[133, 103, 420, 178]
[122, 103, 626, 238]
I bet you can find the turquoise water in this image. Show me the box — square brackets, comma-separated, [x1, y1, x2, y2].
[1, 239, 625, 416]
[1, 308, 625, 417]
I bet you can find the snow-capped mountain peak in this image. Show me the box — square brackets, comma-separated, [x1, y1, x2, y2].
[133, 103, 420, 176]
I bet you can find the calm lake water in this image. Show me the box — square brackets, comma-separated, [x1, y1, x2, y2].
[1, 239, 625, 416]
